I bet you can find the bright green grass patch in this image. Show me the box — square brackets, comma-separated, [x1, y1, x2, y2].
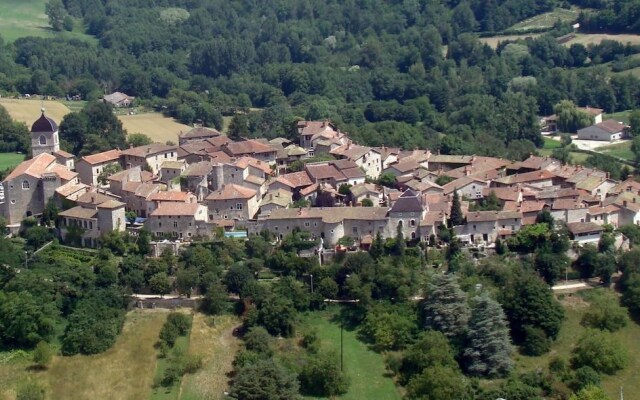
[302, 309, 402, 400]
[599, 141, 634, 161]
[605, 110, 632, 124]
[0, 152, 26, 170]
[509, 8, 580, 32]
[543, 137, 562, 149]
[0, 0, 96, 43]
[151, 315, 193, 400]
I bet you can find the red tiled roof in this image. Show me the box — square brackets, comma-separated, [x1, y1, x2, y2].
[148, 191, 192, 202]
[206, 184, 257, 201]
[81, 149, 121, 165]
[150, 203, 200, 217]
[224, 140, 274, 155]
[280, 171, 313, 187]
[4, 153, 55, 181]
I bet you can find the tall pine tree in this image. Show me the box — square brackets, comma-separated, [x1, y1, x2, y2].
[369, 231, 384, 260]
[449, 189, 464, 227]
[463, 293, 514, 378]
[423, 274, 470, 340]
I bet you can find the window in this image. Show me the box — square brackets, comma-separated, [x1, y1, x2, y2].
[159, 222, 162, 227]
[353, 226, 358, 234]
[39, 135, 46, 145]
[411, 231, 416, 239]
[410, 219, 416, 227]
[304, 222, 310, 227]
[236, 203, 243, 210]
[21, 180, 29, 190]
[173, 221, 178, 228]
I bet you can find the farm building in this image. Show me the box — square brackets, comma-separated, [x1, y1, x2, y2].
[103, 92, 135, 107]
[577, 119, 627, 141]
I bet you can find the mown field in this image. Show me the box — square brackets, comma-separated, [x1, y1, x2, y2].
[509, 8, 580, 32]
[0, 0, 95, 43]
[514, 293, 640, 399]
[0, 98, 72, 126]
[118, 113, 192, 144]
[0, 310, 167, 400]
[480, 32, 640, 49]
[302, 309, 402, 400]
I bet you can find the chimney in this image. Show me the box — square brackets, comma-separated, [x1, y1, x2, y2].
[624, 200, 628, 207]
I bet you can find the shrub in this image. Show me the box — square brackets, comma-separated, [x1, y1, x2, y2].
[301, 331, 320, 354]
[520, 325, 551, 356]
[32, 341, 53, 368]
[159, 323, 180, 347]
[299, 351, 349, 397]
[166, 313, 191, 335]
[16, 381, 45, 400]
[569, 366, 601, 392]
[243, 327, 273, 355]
[182, 354, 204, 374]
[581, 292, 629, 332]
[571, 329, 627, 375]
[161, 363, 183, 387]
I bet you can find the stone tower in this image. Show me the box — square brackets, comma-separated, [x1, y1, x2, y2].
[30, 108, 60, 157]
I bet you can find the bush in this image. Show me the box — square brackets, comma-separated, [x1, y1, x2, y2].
[161, 363, 183, 387]
[569, 366, 601, 392]
[16, 381, 45, 400]
[244, 327, 273, 355]
[166, 313, 191, 335]
[301, 331, 320, 354]
[571, 329, 627, 375]
[32, 341, 53, 368]
[520, 325, 551, 356]
[182, 354, 204, 374]
[299, 351, 349, 397]
[581, 292, 629, 332]
[159, 322, 180, 347]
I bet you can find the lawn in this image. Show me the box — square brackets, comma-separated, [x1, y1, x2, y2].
[509, 8, 580, 32]
[118, 113, 192, 144]
[302, 309, 402, 400]
[151, 316, 193, 400]
[598, 141, 634, 161]
[0, 98, 72, 126]
[45, 309, 168, 400]
[605, 110, 632, 124]
[538, 148, 588, 163]
[0, 0, 96, 43]
[479, 33, 542, 49]
[563, 33, 640, 47]
[0, 152, 26, 170]
[179, 314, 242, 400]
[543, 137, 562, 149]
[514, 293, 640, 399]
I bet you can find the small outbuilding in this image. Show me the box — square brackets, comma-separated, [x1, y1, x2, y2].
[577, 119, 627, 141]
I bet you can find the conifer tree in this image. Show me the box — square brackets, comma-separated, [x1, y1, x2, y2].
[449, 189, 464, 227]
[423, 274, 470, 340]
[369, 231, 384, 260]
[463, 293, 514, 378]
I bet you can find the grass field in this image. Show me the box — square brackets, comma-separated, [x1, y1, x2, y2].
[514, 293, 640, 399]
[151, 315, 193, 400]
[479, 33, 542, 48]
[0, 0, 95, 43]
[118, 113, 193, 144]
[538, 148, 589, 163]
[0, 98, 72, 126]
[0, 153, 26, 170]
[564, 33, 640, 47]
[605, 110, 632, 124]
[543, 137, 562, 149]
[46, 310, 167, 400]
[509, 8, 580, 32]
[302, 309, 402, 400]
[180, 314, 241, 400]
[599, 141, 634, 161]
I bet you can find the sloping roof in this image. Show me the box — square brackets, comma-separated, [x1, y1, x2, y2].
[467, 211, 521, 222]
[53, 149, 74, 158]
[297, 120, 339, 136]
[577, 106, 604, 116]
[567, 221, 603, 235]
[4, 153, 56, 181]
[233, 156, 272, 175]
[224, 140, 275, 155]
[427, 154, 474, 165]
[120, 143, 176, 158]
[80, 149, 121, 165]
[575, 176, 608, 192]
[76, 191, 114, 206]
[442, 176, 486, 195]
[148, 191, 192, 202]
[206, 184, 257, 201]
[386, 159, 419, 174]
[299, 183, 319, 196]
[59, 206, 98, 219]
[493, 170, 556, 185]
[285, 145, 307, 156]
[350, 183, 379, 198]
[305, 163, 344, 181]
[161, 160, 185, 169]
[180, 127, 221, 140]
[103, 92, 134, 105]
[260, 189, 292, 208]
[280, 171, 313, 188]
[150, 203, 200, 217]
[330, 143, 372, 160]
[482, 187, 520, 202]
[390, 189, 423, 213]
[97, 199, 125, 209]
[31, 112, 58, 133]
[520, 200, 548, 213]
[340, 167, 365, 179]
[182, 161, 214, 177]
[265, 206, 388, 224]
[552, 199, 585, 210]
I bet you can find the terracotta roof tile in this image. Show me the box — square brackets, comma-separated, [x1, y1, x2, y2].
[150, 203, 201, 217]
[205, 184, 257, 201]
[80, 149, 121, 165]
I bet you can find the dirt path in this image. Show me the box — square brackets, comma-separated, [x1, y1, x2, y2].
[179, 314, 241, 400]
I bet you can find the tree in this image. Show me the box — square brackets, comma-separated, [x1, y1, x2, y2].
[399, 331, 458, 384]
[361, 198, 374, 207]
[258, 294, 297, 337]
[175, 267, 199, 297]
[97, 163, 122, 186]
[568, 385, 611, 400]
[32, 341, 53, 369]
[423, 274, 470, 340]
[45, 0, 66, 31]
[448, 190, 464, 227]
[629, 109, 640, 137]
[230, 359, 301, 400]
[406, 365, 470, 400]
[0, 291, 55, 348]
[571, 329, 627, 374]
[360, 305, 416, 351]
[299, 350, 350, 396]
[127, 133, 152, 147]
[463, 293, 513, 378]
[581, 290, 629, 332]
[553, 100, 593, 133]
[378, 172, 396, 188]
[201, 283, 228, 315]
[369, 232, 384, 260]
[149, 272, 171, 297]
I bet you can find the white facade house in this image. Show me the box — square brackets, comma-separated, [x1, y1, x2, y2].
[577, 120, 627, 141]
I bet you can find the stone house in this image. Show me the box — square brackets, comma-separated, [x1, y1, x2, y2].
[120, 143, 177, 174]
[330, 143, 382, 178]
[146, 203, 208, 240]
[259, 189, 292, 216]
[350, 183, 382, 206]
[1, 153, 78, 228]
[442, 176, 489, 199]
[181, 161, 215, 200]
[58, 199, 126, 248]
[146, 191, 197, 216]
[463, 211, 522, 244]
[492, 170, 558, 189]
[159, 160, 187, 184]
[205, 184, 259, 221]
[388, 189, 427, 241]
[76, 149, 122, 186]
[567, 221, 603, 244]
[222, 140, 277, 165]
[178, 127, 222, 145]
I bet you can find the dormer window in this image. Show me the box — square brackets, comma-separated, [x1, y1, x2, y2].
[22, 180, 30, 190]
[39, 135, 46, 145]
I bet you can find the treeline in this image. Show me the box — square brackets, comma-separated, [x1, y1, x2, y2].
[576, 0, 640, 33]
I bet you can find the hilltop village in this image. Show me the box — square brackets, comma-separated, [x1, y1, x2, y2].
[2, 109, 635, 251]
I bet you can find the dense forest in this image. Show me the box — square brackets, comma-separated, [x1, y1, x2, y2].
[0, 0, 639, 158]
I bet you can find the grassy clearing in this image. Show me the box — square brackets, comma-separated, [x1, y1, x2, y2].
[509, 8, 580, 32]
[0, 0, 95, 43]
[605, 110, 632, 124]
[302, 309, 401, 400]
[46, 310, 167, 400]
[221, 116, 233, 134]
[0, 98, 71, 126]
[479, 33, 542, 49]
[179, 314, 242, 400]
[0, 153, 26, 170]
[118, 113, 192, 144]
[543, 137, 562, 149]
[538, 148, 589, 163]
[564, 33, 640, 47]
[599, 141, 634, 161]
[514, 293, 640, 399]
[151, 329, 192, 400]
